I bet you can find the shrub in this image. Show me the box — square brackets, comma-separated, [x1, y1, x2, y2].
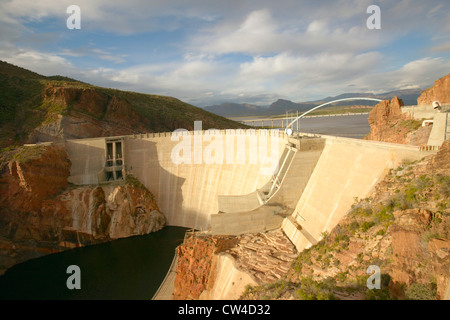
[374, 206, 394, 223]
[438, 176, 450, 198]
[360, 221, 375, 232]
[376, 227, 387, 236]
[336, 271, 348, 283]
[348, 221, 360, 232]
[405, 185, 418, 202]
[296, 277, 337, 300]
[405, 283, 437, 300]
[352, 206, 373, 217]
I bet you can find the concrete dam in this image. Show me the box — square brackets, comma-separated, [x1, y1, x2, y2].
[65, 129, 435, 253]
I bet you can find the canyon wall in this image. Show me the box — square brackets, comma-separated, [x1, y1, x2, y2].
[0, 144, 165, 274]
[365, 97, 432, 145]
[417, 73, 450, 106]
[173, 230, 296, 300]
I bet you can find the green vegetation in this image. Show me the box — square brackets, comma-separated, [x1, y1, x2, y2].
[125, 174, 154, 201]
[405, 282, 437, 300]
[11, 145, 47, 163]
[399, 119, 423, 131]
[0, 144, 47, 167]
[296, 277, 337, 300]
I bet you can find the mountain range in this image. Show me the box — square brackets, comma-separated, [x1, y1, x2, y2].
[203, 88, 423, 117]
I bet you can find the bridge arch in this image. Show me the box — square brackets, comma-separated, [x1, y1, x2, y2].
[285, 97, 382, 133]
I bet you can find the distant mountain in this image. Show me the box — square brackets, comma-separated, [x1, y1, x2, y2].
[266, 89, 423, 116]
[203, 89, 423, 117]
[203, 103, 267, 117]
[266, 99, 315, 115]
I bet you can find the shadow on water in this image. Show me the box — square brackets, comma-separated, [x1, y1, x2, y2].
[0, 226, 187, 300]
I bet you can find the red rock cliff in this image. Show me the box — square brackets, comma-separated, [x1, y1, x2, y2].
[365, 97, 431, 145]
[417, 73, 450, 105]
[0, 144, 165, 275]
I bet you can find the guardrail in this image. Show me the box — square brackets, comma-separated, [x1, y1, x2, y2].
[419, 145, 441, 151]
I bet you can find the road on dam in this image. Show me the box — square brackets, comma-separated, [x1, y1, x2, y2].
[233, 113, 370, 139]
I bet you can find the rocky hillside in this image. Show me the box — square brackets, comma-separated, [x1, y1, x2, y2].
[0, 144, 165, 275]
[241, 141, 449, 300]
[365, 73, 449, 145]
[365, 97, 431, 145]
[0, 60, 247, 148]
[417, 73, 450, 106]
[173, 230, 297, 300]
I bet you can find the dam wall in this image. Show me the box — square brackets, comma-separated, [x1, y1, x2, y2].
[65, 130, 287, 231]
[199, 254, 258, 300]
[209, 137, 326, 235]
[282, 135, 435, 252]
[66, 129, 435, 246]
[402, 104, 450, 120]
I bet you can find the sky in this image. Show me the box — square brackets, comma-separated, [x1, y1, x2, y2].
[0, 0, 449, 107]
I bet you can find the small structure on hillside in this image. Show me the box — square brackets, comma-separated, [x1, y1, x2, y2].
[433, 101, 442, 112]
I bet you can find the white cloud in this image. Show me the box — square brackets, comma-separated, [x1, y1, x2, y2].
[0, 0, 449, 106]
[231, 52, 383, 100]
[431, 42, 450, 53]
[190, 8, 386, 57]
[0, 47, 74, 75]
[345, 57, 450, 93]
[59, 47, 127, 64]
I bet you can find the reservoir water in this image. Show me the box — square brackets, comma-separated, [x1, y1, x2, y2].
[0, 226, 188, 300]
[234, 113, 370, 139]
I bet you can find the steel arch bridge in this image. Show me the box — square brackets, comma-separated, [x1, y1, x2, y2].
[285, 97, 382, 133]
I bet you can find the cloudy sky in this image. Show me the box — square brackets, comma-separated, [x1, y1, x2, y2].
[0, 0, 449, 106]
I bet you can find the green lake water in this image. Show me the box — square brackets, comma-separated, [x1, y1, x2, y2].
[0, 226, 187, 300]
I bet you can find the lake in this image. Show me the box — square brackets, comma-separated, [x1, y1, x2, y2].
[0, 226, 188, 300]
[235, 113, 370, 139]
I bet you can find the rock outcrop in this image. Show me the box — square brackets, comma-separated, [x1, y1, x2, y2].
[389, 208, 450, 300]
[427, 139, 450, 173]
[173, 230, 297, 300]
[173, 235, 219, 300]
[0, 144, 71, 213]
[417, 73, 450, 106]
[0, 144, 165, 275]
[365, 97, 431, 145]
[29, 86, 149, 142]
